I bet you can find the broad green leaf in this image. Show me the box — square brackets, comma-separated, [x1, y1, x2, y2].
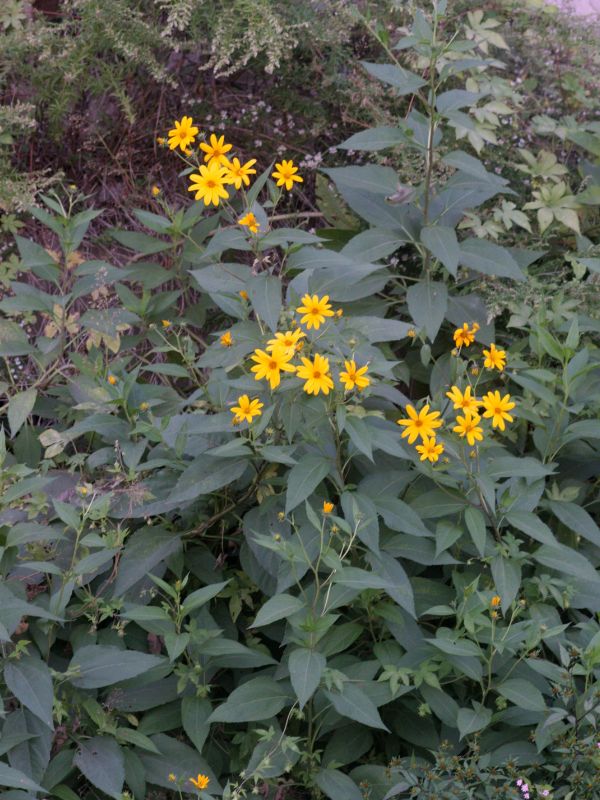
[457, 704, 492, 739]
[248, 273, 282, 333]
[73, 737, 125, 800]
[325, 684, 389, 731]
[8, 389, 37, 438]
[68, 645, 166, 689]
[0, 762, 45, 793]
[498, 679, 546, 712]
[361, 61, 427, 94]
[334, 567, 390, 591]
[251, 593, 305, 627]
[137, 733, 218, 791]
[505, 511, 557, 545]
[181, 697, 211, 753]
[111, 527, 181, 597]
[15, 235, 59, 280]
[549, 500, 600, 547]
[110, 229, 172, 255]
[420, 226, 460, 276]
[407, 281, 448, 342]
[4, 655, 54, 729]
[315, 768, 363, 800]
[339, 126, 409, 152]
[487, 458, 554, 480]
[0, 318, 34, 357]
[285, 455, 331, 514]
[490, 556, 521, 613]
[115, 728, 161, 754]
[345, 416, 374, 461]
[533, 544, 600, 583]
[429, 638, 481, 657]
[208, 677, 289, 723]
[289, 648, 326, 709]
[464, 507, 487, 556]
[459, 238, 525, 281]
[181, 581, 229, 616]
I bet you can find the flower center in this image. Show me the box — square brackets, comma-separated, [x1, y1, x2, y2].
[415, 419, 423, 427]
[313, 370, 321, 379]
[206, 179, 216, 188]
[269, 360, 278, 370]
[494, 407, 502, 414]
[310, 307, 319, 315]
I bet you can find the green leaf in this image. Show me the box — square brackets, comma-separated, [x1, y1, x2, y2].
[8, 389, 37, 438]
[289, 648, 326, 709]
[339, 126, 409, 152]
[208, 676, 289, 723]
[345, 416, 374, 461]
[325, 684, 389, 731]
[505, 511, 557, 545]
[315, 768, 363, 800]
[459, 238, 525, 281]
[251, 593, 305, 627]
[420, 226, 460, 276]
[533, 544, 600, 583]
[4, 655, 54, 729]
[68, 645, 166, 689]
[110, 229, 172, 254]
[549, 500, 600, 547]
[181, 581, 229, 616]
[498, 679, 546, 712]
[361, 61, 427, 94]
[429, 638, 481, 657]
[0, 318, 34, 357]
[407, 281, 448, 342]
[457, 704, 492, 739]
[73, 737, 125, 800]
[285, 455, 331, 515]
[181, 697, 211, 753]
[115, 728, 162, 754]
[0, 762, 45, 793]
[111, 527, 181, 598]
[137, 733, 218, 791]
[490, 556, 521, 613]
[487, 457, 554, 480]
[248, 273, 282, 333]
[15, 235, 59, 281]
[464, 507, 487, 556]
[334, 567, 390, 591]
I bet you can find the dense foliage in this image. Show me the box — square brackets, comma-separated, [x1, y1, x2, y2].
[1, 2, 600, 800]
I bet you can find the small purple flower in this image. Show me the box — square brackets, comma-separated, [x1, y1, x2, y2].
[541, 792, 550, 797]
[523, 794, 529, 799]
[517, 780, 523, 787]
[522, 786, 529, 793]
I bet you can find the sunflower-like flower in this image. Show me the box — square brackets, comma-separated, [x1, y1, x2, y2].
[189, 774, 210, 791]
[483, 343, 506, 371]
[238, 212, 260, 234]
[481, 390, 515, 430]
[296, 353, 334, 395]
[339, 360, 370, 392]
[296, 294, 334, 330]
[453, 322, 480, 348]
[220, 331, 233, 347]
[272, 159, 303, 190]
[322, 501, 334, 514]
[446, 385, 480, 414]
[251, 347, 296, 390]
[453, 410, 484, 446]
[188, 162, 230, 206]
[415, 437, 444, 463]
[199, 133, 233, 165]
[224, 157, 257, 188]
[396, 404, 442, 444]
[230, 395, 264, 424]
[168, 116, 199, 151]
[266, 329, 305, 358]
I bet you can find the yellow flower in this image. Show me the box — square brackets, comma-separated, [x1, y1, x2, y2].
[323, 501, 334, 514]
[396, 404, 442, 444]
[445, 385, 480, 414]
[453, 322, 480, 348]
[230, 395, 264, 424]
[238, 212, 260, 234]
[453, 411, 484, 446]
[168, 116, 199, 151]
[483, 342, 506, 371]
[296, 294, 334, 330]
[199, 133, 233, 165]
[168, 773, 176, 783]
[151, 185, 161, 196]
[188, 162, 230, 207]
[108, 374, 117, 385]
[224, 157, 257, 189]
[415, 437, 445, 463]
[189, 774, 210, 791]
[471, 366, 480, 376]
[481, 390, 515, 431]
[407, 328, 416, 338]
[140, 402, 150, 412]
[162, 319, 171, 328]
[239, 290, 249, 301]
[296, 353, 333, 395]
[272, 159, 303, 191]
[296, 353, 334, 396]
[339, 360, 370, 392]
[157, 137, 166, 146]
[491, 595, 501, 607]
[266, 329, 305, 357]
[78, 486, 88, 496]
[251, 347, 296, 390]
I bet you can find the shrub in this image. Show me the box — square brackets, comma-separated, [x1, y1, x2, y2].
[1, 3, 600, 800]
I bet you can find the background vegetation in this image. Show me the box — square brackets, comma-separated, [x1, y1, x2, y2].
[1, 2, 600, 800]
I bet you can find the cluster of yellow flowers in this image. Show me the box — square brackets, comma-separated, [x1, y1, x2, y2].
[168, 772, 209, 791]
[229, 294, 370, 425]
[160, 117, 303, 224]
[397, 322, 516, 463]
